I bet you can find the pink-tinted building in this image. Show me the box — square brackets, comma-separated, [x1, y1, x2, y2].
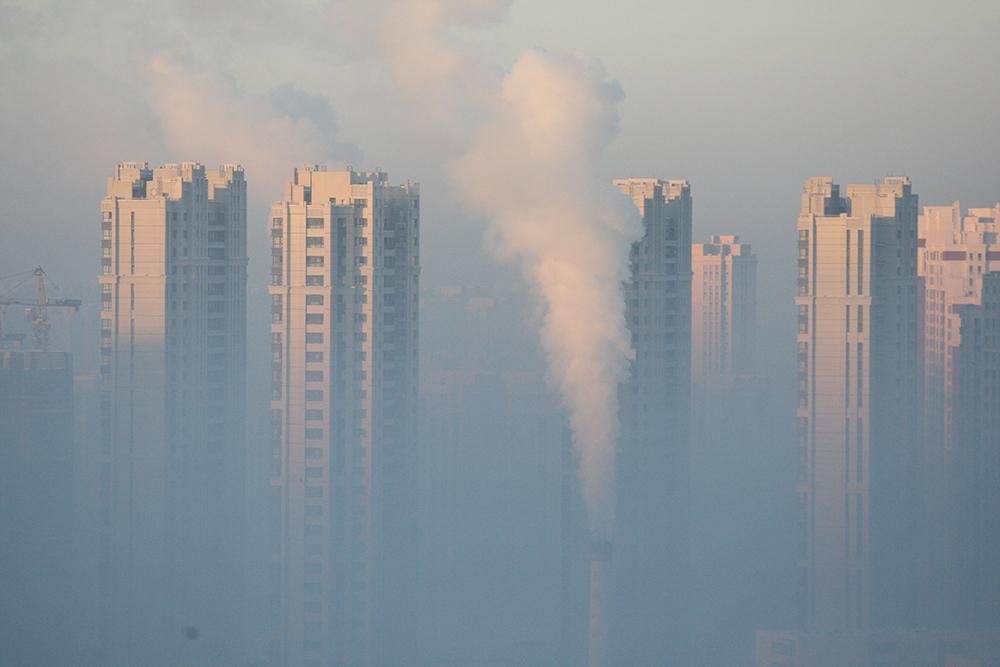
[691, 234, 756, 391]
[919, 203, 1000, 627]
[794, 176, 921, 633]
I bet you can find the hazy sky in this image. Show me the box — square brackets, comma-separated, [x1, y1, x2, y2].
[2, 0, 999, 370]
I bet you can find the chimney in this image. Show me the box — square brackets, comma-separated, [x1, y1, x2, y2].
[588, 539, 612, 667]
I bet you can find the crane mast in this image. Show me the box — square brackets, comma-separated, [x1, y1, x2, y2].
[0, 266, 81, 350]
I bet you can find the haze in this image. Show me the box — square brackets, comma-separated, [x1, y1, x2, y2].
[1, 1, 999, 665]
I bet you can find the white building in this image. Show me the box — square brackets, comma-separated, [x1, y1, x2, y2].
[268, 166, 419, 667]
[795, 176, 921, 633]
[691, 234, 757, 391]
[918, 202, 1000, 626]
[99, 161, 247, 665]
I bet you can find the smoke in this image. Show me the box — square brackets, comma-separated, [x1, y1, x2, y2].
[451, 51, 642, 535]
[375, 0, 511, 135]
[144, 51, 361, 197]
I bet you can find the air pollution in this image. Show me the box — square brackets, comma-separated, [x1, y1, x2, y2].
[145, 51, 360, 193]
[451, 50, 642, 537]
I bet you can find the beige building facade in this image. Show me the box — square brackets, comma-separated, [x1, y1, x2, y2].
[919, 203, 998, 457]
[918, 203, 1000, 627]
[795, 176, 920, 633]
[99, 162, 248, 665]
[268, 167, 419, 667]
[691, 234, 757, 391]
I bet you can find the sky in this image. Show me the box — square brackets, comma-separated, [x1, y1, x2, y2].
[2, 0, 999, 373]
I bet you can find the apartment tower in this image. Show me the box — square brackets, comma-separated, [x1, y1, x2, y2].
[918, 203, 1000, 627]
[612, 178, 693, 664]
[268, 166, 419, 667]
[795, 176, 920, 633]
[0, 341, 75, 665]
[691, 234, 757, 391]
[99, 162, 247, 665]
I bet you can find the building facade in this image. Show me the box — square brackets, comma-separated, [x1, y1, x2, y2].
[918, 203, 999, 621]
[952, 271, 1000, 628]
[0, 343, 75, 666]
[611, 178, 693, 664]
[691, 234, 757, 391]
[99, 162, 247, 665]
[794, 176, 920, 633]
[268, 166, 419, 667]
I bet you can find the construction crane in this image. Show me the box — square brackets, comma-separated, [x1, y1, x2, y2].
[0, 266, 81, 350]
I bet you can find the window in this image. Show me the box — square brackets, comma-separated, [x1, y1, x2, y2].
[306, 218, 324, 229]
[306, 333, 324, 344]
[306, 237, 324, 248]
[305, 486, 322, 498]
[305, 464, 323, 476]
[305, 505, 322, 517]
[305, 446, 323, 458]
[208, 248, 225, 260]
[305, 409, 324, 421]
[306, 275, 324, 286]
[306, 256, 324, 267]
[272, 217, 283, 229]
[208, 301, 225, 313]
[208, 282, 225, 295]
[306, 294, 324, 306]
[306, 313, 324, 325]
[305, 370, 323, 382]
[306, 351, 324, 363]
[305, 390, 323, 402]
[208, 230, 225, 242]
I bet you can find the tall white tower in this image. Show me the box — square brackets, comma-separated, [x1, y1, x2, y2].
[99, 161, 248, 665]
[691, 234, 757, 391]
[795, 176, 920, 632]
[268, 166, 419, 667]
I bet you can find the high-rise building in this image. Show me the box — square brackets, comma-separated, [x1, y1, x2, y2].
[918, 202, 1000, 627]
[691, 234, 757, 391]
[794, 176, 920, 633]
[99, 161, 247, 665]
[952, 272, 1000, 628]
[0, 340, 75, 666]
[611, 178, 693, 664]
[268, 166, 419, 667]
[919, 203, 998, 459]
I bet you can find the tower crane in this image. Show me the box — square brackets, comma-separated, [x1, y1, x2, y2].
[0, 267, 81, 350]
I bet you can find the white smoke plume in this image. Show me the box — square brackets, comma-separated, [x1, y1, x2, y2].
[451, 51, 642, 535]
[144, 51, 360, 196]
[375, 0, 511, 134]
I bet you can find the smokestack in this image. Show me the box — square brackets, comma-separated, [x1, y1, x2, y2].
[588, 539, 612, 667]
